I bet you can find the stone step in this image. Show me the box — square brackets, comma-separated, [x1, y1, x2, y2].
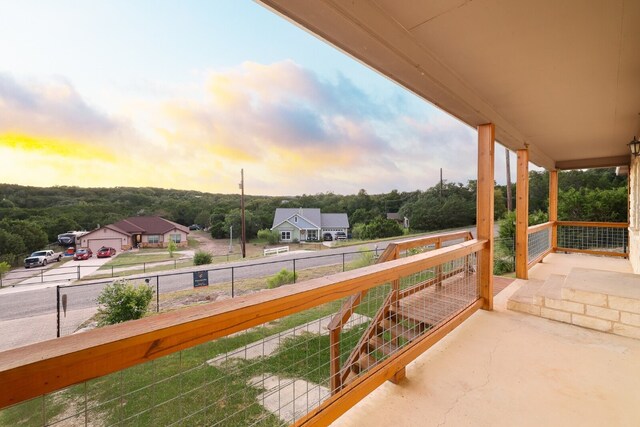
[508, 267, 640, 340]
[506, 279, 545, 315]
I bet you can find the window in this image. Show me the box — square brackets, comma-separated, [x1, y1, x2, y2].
[281, 231, 291, 241]
[170, 233, 181, 243]
[307, 229, 318, 240]
[148, 235, 160, 244]
[294, 216, 298, 223]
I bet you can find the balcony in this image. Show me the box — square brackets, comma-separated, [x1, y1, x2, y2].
[332, 252, 640, 427]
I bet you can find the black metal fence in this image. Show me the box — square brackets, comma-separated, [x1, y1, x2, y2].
[12, 248, 380, 338]
[0, 253, 242, 288]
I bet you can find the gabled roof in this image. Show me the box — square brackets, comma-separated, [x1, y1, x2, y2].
[272, 208, 322, 229]
[321, 213, 349, 228]
[272, 208, 349, 229]
[112, 216, 189, 235]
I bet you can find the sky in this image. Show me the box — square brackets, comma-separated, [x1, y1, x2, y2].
[0, 0, 516, 196]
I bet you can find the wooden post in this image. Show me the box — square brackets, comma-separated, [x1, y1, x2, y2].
[435, 238, 443, 289]
[329, 328, 341, 393]
[515, 149, 529, 279]
[477, 124, 494, 310]
[549, 170, 558, 251]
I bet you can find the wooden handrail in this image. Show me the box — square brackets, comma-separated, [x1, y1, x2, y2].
[556, 221, 628, 228]
[0, 239, 487, 410]
[526, 221, 554, 234]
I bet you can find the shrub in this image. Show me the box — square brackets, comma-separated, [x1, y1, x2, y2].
[96, 279, 154, 326]
[193, 250, 213, 265]
[348, 248, 376, 270]
[267, 268, 297, 289]
[0, 261, 10, 277]
[167, 240, 177, 258]
[257, 229, 279, 245]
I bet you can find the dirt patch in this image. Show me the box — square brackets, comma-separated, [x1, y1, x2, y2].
[190, 231, 326, 258]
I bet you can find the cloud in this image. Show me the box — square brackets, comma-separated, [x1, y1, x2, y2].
[0, 73, 117, 140]
[1, 62, 480, 195]
[146, 60, 477, 194]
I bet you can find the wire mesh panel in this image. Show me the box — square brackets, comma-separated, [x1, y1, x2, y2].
[0, 248, 484, 426]
[333, 251, 479, 393]
[2, 298, 354, 426]
[557, 225, 628, 254]
[527, 227, 551, 263]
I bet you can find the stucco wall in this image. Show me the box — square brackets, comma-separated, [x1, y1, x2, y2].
[629, 156, 640, 273]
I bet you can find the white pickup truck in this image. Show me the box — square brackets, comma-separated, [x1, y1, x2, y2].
[24, 250, 63, 268]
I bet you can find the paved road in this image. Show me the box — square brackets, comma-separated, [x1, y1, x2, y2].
[0, 225, 497, 349]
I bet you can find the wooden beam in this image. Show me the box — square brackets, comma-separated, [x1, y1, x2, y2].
[477, 123, 494, 310]
[556, 221, 628, 228]
[516, 149, 529, 279]
[549, 170, 558, 250]
[555, 155, 629, 170]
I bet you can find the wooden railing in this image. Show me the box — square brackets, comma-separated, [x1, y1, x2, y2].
[555, 221, 628, 258]
[527, 221, 553, 267]
[0, 236, 486, 427]
[523, 221, 630, 273]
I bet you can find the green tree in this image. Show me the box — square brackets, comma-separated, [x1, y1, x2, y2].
[358, 218, 404, 240]
[0, 229, 26, 265]
[167, 240, 177, 258]
[0, 219, 48, 252]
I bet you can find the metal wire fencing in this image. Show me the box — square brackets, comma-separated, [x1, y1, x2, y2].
[1, 249, 482, 426]
[50, 250, 380, 340]
[527, 227, 551, 263]
[557, 224, 628, 254]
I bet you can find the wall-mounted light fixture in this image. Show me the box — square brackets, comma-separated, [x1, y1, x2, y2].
[628, 136, 640, 157]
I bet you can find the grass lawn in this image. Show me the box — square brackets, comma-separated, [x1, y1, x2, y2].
[98, 252, 190, 269]
[2, 297, 352, 426]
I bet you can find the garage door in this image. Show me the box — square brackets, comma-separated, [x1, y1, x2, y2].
[88, 239, 122, 254]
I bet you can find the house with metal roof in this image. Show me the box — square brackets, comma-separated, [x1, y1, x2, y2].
[271, 208, 349, 242]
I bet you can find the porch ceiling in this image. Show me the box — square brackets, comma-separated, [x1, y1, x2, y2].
[258, 0, 640, 170]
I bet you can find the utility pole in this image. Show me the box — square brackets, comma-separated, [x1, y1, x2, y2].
[505, 148, 513, 211]
[439, 168, 443, 199]
[239, 169, 246, 258]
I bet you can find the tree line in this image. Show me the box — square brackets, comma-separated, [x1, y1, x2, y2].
[0, 168, 627, 266]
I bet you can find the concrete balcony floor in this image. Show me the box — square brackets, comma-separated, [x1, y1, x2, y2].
[331, 254, 640, 427]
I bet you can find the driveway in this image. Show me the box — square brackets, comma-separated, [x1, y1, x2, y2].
[14, 255, 115, 287]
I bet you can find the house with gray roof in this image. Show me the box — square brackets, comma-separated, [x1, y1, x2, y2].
[271, 208, 349, 242]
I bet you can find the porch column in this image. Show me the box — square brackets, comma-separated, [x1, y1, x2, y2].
[477, 123, 494, 310]
[549, 169, 558, 251]
[515, 149, 529, 279]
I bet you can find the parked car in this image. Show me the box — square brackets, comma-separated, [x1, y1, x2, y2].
[24, 250, 63, 268]
[335, 231, 347, 241]
[323, 233, 333, 241]
[74, 248, 93, 261]
[97, 247, 116, 258]
[188, 224, 202, 231]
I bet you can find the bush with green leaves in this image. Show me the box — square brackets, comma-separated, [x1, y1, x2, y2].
[257, 229, 279, 245]
[0, 261, 10, 282]
[267, 268, 297, 289]
[96, 279, 154, 326]
[193, 250, 213, 265]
